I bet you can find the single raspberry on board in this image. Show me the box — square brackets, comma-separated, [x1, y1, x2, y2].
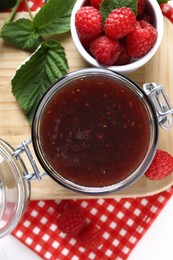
[126, 20, 158, 58]
[75, 6, 103, 40]
[78, 223, 102, 249]
[90, 0, 102, 10]
[90, 35, 121, 65]
[57, 204, 86, 236]
[137, 0, 146, 18]
[104, 7, 136, 39]
[145, 150, 173, 180]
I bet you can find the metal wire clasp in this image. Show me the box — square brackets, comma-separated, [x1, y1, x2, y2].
[143, 83, 173, 129]
[12, 138, 46, 181]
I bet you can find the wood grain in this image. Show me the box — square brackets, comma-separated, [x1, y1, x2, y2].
[0, 13, 173, 200]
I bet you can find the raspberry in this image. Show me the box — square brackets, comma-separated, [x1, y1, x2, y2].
[79, 35, 91, 50]
[137, 0, 145, 18]
[90, 0, 102, 10]
[57, 203, 86, 236]
[78, 223, 102, 249]
[126, 20, 158, 58]
[104, 7, 136, 39]
[141, 14, 152, 23]
[90, 35, 121, 65]
[145, 150, 173, 180]
[115, 42, 131, 65]
[75, 6, 103, 40]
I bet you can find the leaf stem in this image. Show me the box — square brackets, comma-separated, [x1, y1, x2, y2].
[24, 0, 34, 21]
[0, 0, 22, 35]
[5, 0, 22, 24]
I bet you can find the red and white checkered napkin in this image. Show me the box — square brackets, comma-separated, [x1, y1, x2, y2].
[12, 187, 173, 260]
[160, 3, 173, 23]
[17, 0, 45, 12]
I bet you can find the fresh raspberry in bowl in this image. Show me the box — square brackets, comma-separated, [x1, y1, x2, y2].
[104, 7, 136, 39]
[90, 35, 121, 66]
[75, 6, 103, 40]
[126, 20, 158, 58]
[90, 0, 102, 10]
[71, 0, 164, 73]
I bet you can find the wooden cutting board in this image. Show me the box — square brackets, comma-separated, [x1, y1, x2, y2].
[0, 13, 173, 200]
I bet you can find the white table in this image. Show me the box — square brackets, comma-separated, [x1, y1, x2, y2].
[0, 195, 173, 259]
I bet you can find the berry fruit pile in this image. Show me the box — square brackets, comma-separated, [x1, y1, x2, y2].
[57, 203, 102, 249]
[75, 0, 158, 66]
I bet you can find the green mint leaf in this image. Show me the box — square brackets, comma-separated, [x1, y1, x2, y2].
[0, 0, 17, 10]
[100, 0, 138, 21]
[157, 0, 168, 4]
[12, 40, 68, 123]
[1, 18, 41, 50]
[33, 0, 76, 36]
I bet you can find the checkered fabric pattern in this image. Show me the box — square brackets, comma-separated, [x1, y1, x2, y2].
[160, 3, 173, 23]
[12, 187, 173, 260]
[17, 0, 45, 12]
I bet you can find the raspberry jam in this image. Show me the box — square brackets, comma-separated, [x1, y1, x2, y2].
[38, 72, 151, 188]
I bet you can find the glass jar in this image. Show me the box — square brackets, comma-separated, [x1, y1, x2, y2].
[31, 68, 173, 194]
[0, 68, 173, 237]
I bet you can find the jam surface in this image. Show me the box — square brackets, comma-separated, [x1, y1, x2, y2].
[40, 76, 150, 187]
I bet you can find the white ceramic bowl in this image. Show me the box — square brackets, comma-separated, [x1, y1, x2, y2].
[71, 0, 164, 74]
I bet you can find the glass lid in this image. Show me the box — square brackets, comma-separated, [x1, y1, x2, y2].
[0, 139, 30, 238]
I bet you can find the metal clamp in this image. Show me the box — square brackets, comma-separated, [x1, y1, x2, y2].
[12, 138, 46, 181]
[143, 83, 173, 129]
